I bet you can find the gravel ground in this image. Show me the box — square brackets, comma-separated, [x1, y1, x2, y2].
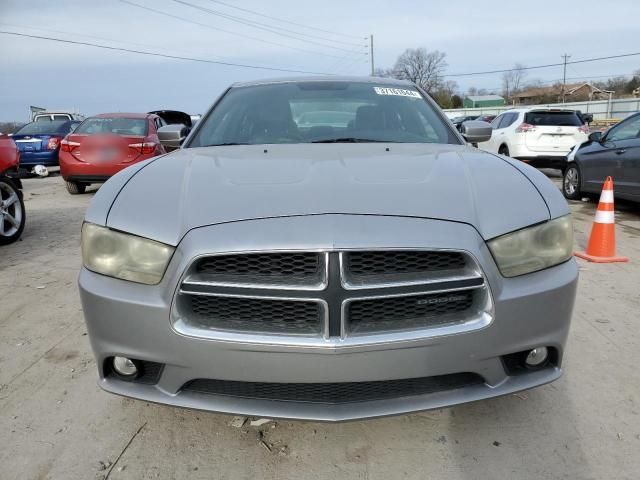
[1, 172, 639, 480]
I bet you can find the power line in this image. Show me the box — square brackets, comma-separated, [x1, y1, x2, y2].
[0, 21, 306, 71]
[202, 0, 363, 40]
[195, 0, 360, 47]
[446, 51, 640, 78]
[327, 50, 369, 74]
[0, 30, 336, 75]
[118, 0, 355, 61]
[171, 0, 365, 54]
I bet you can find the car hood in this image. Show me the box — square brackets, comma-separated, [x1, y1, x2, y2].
[105, 143, 550, 245]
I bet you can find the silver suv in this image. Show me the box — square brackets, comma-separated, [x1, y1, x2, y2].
[79, 77, 577, 421]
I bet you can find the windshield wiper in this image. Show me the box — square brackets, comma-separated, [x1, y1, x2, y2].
[311, 137, 393, 143]
[204, 142, 251, 147]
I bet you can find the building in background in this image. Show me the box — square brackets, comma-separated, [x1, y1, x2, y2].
[514, 83, 614, 105]
[463, 94, 505, 108]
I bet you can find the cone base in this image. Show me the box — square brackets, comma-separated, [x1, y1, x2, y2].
[575, 251, 629, 263]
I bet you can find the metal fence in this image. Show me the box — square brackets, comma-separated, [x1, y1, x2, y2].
[443, 97, 640, 120]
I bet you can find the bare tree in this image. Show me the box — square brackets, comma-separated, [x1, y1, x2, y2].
[392, 48, 447, 93]
[502, 63, 527, 102]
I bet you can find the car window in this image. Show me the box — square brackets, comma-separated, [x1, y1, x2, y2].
[505, 113, 519, 128]
[15, 121, 69, 135]
[189, 81, 460, 146]
[524, 111, 582, 127]
[491, 114, 504, 129]
[74, 117, 149, 136]
[152, 117, 165, 130]
[606, 115, 640, 142]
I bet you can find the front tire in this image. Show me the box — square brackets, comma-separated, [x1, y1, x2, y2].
[563, 163, 582, 200]
[0, 177, 26, 245]
[65, 181, 86, 195]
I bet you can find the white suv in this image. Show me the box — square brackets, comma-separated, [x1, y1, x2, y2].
[478, 108, 589, 171]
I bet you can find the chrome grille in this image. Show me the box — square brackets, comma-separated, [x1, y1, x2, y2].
[175, 250, 489, 339]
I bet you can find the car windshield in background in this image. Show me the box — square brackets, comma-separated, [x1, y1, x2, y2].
[15, 120, 70, 135]
[524, 111, 583, 127]
[35, 115, 72, 122]
[74, 117, 148, 136]
[189, 81, 460, 147]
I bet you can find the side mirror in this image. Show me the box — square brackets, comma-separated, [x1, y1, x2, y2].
[588, 131, 602, 143]
[460, 120, 492, 143]
[158, 124, 190, 150]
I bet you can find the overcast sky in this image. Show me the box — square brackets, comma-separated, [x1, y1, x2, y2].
[1, 0, 639, 121]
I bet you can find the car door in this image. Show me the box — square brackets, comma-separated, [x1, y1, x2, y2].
[578, 130, 628, 194]
[478, 113, 505, 152]
[491, 112, 518, 153]
[601, 114, 640, 197]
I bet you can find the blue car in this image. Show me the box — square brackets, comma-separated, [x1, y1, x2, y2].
[11, 120, 81, 169]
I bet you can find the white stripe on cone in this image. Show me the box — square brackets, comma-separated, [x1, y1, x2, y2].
[594, 210, 615, 224]
[599, 189, 614, 203]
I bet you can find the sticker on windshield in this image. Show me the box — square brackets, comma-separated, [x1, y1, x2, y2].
[373, 87, 421, 98]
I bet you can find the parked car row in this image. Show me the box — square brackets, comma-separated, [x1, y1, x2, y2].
[0, 109, 193, 244]
[7, 110, 192, 194]
[455, 106, 638, 204]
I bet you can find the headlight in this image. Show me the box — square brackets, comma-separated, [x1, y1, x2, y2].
[81, 223, 174, 284]
[488, 216, 574, 277]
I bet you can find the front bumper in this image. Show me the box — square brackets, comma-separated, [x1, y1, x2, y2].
[79, 215, 578, 421]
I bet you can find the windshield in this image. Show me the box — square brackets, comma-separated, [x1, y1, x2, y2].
[74, 117, 148, 136]
[15, 120, 70, 135]
[189, 81, 460, 147]
[35, 114, 72, 122]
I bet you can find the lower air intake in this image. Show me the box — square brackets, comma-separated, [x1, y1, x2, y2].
[181, 373, 484, 404]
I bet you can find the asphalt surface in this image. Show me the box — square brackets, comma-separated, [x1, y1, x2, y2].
[1, 171, 639, 480]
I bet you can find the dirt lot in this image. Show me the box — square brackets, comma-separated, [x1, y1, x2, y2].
[1, 172, 639, 480]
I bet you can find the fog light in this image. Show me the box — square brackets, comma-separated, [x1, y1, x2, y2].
[113, 356, 138, 376]
[525, 347, 548, 367]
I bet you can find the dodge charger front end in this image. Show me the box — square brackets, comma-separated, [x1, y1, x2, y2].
[79, 77, 577, 421]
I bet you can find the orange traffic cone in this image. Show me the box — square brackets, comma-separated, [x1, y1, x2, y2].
[575, 176, 628, 263]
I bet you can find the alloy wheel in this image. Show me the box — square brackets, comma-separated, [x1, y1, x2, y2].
[0, 180, 23, 238]
[564, 167, 579, 196]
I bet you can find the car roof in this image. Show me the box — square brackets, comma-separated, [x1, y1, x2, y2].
[500, 107, 578, 114]
[92, 113, 151, 119]
[231, 75, 415, 88]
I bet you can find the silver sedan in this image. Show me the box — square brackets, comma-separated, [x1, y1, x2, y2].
[79, 76, 577, 421]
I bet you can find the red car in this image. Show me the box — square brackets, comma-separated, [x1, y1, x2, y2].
[59, 112, 170, 194]
[0, 135, 25, 244]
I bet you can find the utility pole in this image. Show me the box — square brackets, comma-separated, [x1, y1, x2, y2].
[561, 53, 571, 103]
[370, 35, 374, 76]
